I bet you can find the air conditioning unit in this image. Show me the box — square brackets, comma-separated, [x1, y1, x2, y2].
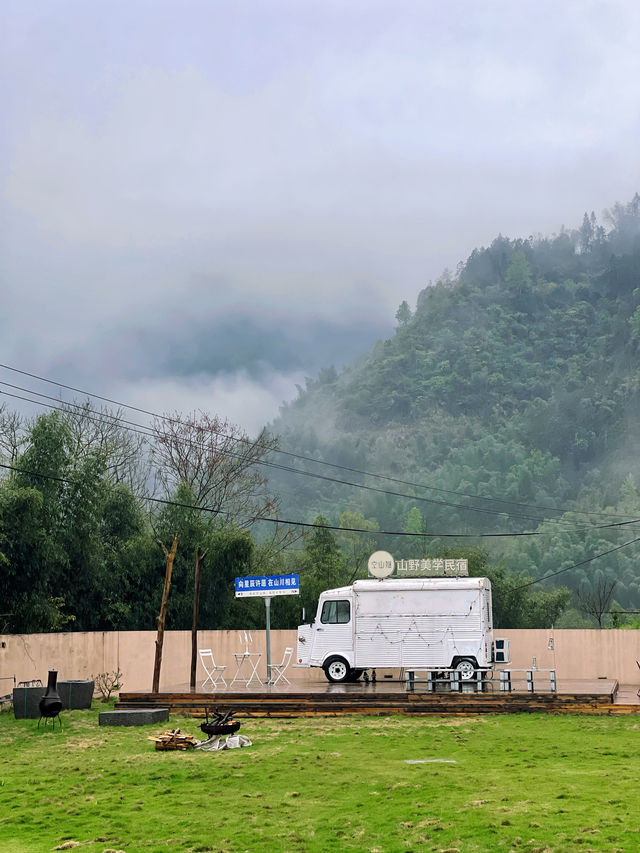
[493, 637, 511, 664]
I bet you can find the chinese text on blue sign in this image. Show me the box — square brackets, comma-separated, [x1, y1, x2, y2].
[235, 574, 300, 598]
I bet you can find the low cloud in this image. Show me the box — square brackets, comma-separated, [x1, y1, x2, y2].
[2, 1, 640, 431]
[110, 369, 307, 436]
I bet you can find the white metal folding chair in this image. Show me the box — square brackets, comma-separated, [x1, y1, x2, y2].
[199, 648, 227, 689]
[270, 647, 293, 686]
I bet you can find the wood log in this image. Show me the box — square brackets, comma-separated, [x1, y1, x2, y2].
[152, 534, 179, 694]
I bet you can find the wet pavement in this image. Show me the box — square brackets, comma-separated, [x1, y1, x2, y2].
[127, 675, 638, 703]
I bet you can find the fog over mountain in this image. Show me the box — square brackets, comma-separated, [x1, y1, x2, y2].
[2, 1, 640, 431]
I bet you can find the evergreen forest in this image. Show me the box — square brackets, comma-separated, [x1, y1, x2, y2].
[268, 194, 640, 626]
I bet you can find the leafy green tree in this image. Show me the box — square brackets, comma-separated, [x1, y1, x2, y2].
[487, 565, 570, 628]
[1, 411, 155, 632]
[99, 484, 157, 629]
[0, 482, 71, 632]
[403, 507, 428, 557]
[505, 249, 532, 292]
[579, 212, 594, 253]
[293, 516, 346, 623]
[12, 413, 147, 631]
[1, 414, 74, 631]
[628, 306, 640, 347]
[395, 300, 412, 326]
[439, 546, 570, 628]
[337, 510, 379, 583]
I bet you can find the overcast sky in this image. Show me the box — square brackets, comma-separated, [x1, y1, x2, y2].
[2, 0, 639, 433]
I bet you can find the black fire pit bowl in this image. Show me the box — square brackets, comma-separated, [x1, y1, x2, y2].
[200, 708, 241, 738]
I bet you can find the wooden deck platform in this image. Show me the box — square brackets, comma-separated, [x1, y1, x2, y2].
[116, 677, 640, 717]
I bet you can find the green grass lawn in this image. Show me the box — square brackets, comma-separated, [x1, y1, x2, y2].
[0, 706, 638, 853]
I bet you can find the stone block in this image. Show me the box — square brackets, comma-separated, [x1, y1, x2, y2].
[99, 708, 169, 726]
[59, 680, 94, 710]
[13, 686, 45, 719]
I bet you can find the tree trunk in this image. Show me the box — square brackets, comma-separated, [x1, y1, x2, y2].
[152, 533, 179, 694]
[190, 546, 209, 691]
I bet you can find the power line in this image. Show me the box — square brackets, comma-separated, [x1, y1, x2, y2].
[514, 537, 640, 590]
[0, 361, 633, 523]
[0, 383, 598, 528]
[4, 460, 637, 540]
[608, 610, 640, 614]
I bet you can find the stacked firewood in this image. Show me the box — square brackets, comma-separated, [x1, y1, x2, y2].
[149, 728, 198, 751]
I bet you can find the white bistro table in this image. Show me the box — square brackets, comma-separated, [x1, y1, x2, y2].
[230, 652, 263, 687]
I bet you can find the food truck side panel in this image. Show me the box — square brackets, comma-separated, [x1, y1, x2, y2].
[353, 583, 489, 669]
[296, 577, 497, 681]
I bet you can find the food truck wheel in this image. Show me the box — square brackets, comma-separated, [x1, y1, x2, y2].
[323, 657, 350, 683]
[454, 658, 477, 680]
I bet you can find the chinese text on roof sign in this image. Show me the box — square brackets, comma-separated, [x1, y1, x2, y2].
[395, 558, 468, 577]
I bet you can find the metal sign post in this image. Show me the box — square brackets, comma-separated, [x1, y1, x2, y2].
[234, 574, 299, 684]
[264, 596, 271, 683]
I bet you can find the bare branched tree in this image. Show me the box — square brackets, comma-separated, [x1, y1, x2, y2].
[0, 404, 27, 467]
[576, 577, 617, 628]
[150, 411, 280, 526]
[60, 399, 151, 492]
[254, 522, 305, 565]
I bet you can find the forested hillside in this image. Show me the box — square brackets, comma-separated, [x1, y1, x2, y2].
[269, 195, 640, 616]
[3, 196, 640, 634]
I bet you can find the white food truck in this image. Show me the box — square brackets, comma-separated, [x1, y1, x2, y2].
[296, 576, 509, 683]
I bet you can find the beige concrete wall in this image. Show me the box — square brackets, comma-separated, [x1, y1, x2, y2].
[501, 628, 640, 684]
[0, 629, 302, 692]
[1, 628, 639, 691]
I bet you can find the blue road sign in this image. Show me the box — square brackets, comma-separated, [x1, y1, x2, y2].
[235, 573, 300, 598]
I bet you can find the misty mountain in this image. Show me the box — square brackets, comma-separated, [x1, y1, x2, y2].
[142, 310, 393, 380]
[268, 195, 640, 612]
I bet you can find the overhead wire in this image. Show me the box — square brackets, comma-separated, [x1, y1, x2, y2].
[513, 536, 640, 590]
[0, 361, 634, 523]
[3, 364, 639, 587]
[3, 457, 640, 597]
[2, 460, 640, 541]
[0, 383, 603, 530]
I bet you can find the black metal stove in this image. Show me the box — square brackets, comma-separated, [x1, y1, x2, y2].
[38, 670, 63, 730]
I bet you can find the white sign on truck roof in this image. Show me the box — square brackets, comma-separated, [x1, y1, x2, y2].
[367, 550, 395, 578]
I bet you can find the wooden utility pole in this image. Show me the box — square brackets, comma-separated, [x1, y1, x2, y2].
[190, 546, 209, 691]
[152, 533, 179, 694]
